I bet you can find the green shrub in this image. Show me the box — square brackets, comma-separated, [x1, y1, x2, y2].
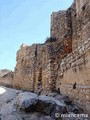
[45, 37, 57, 43]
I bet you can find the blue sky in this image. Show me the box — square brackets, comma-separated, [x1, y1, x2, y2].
[0, 0, 73, 70]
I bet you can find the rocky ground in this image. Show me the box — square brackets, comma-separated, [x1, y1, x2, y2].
[0, 86, 89, 120]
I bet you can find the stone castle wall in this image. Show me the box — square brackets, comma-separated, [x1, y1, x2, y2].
[51, 9, 72, 54]
[14, 43, 58, 94]
[72, 0, 90, 50]
[14, 41, 68, 94]
[13, 0, 90, 114]
[50, 0, 90, 114]
[57, 37, 90, 114]
[51, 0, 90, 50]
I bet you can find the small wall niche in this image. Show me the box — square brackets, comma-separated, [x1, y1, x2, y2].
[82, 5, 86, 11]
[73, 82, 77, 89]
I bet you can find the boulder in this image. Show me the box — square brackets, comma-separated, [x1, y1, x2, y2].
[16, 92, 38, 110]
[16, 93, 67, 119]
[16, 92, 84, 119]
[21, 113, 54, 120]
[63, 96, 72, 105]
[55, 95, 72, 105]
[66, 103, 83, 114]
[48, 92, 59, 97]
[36, 95, 67, 118]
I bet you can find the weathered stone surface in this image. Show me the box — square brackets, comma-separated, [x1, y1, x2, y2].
[0, 100, 16, 116]
[0, 86, 19, 107]
[1, 115, 22, 120]
[16, 92, 38, 110]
